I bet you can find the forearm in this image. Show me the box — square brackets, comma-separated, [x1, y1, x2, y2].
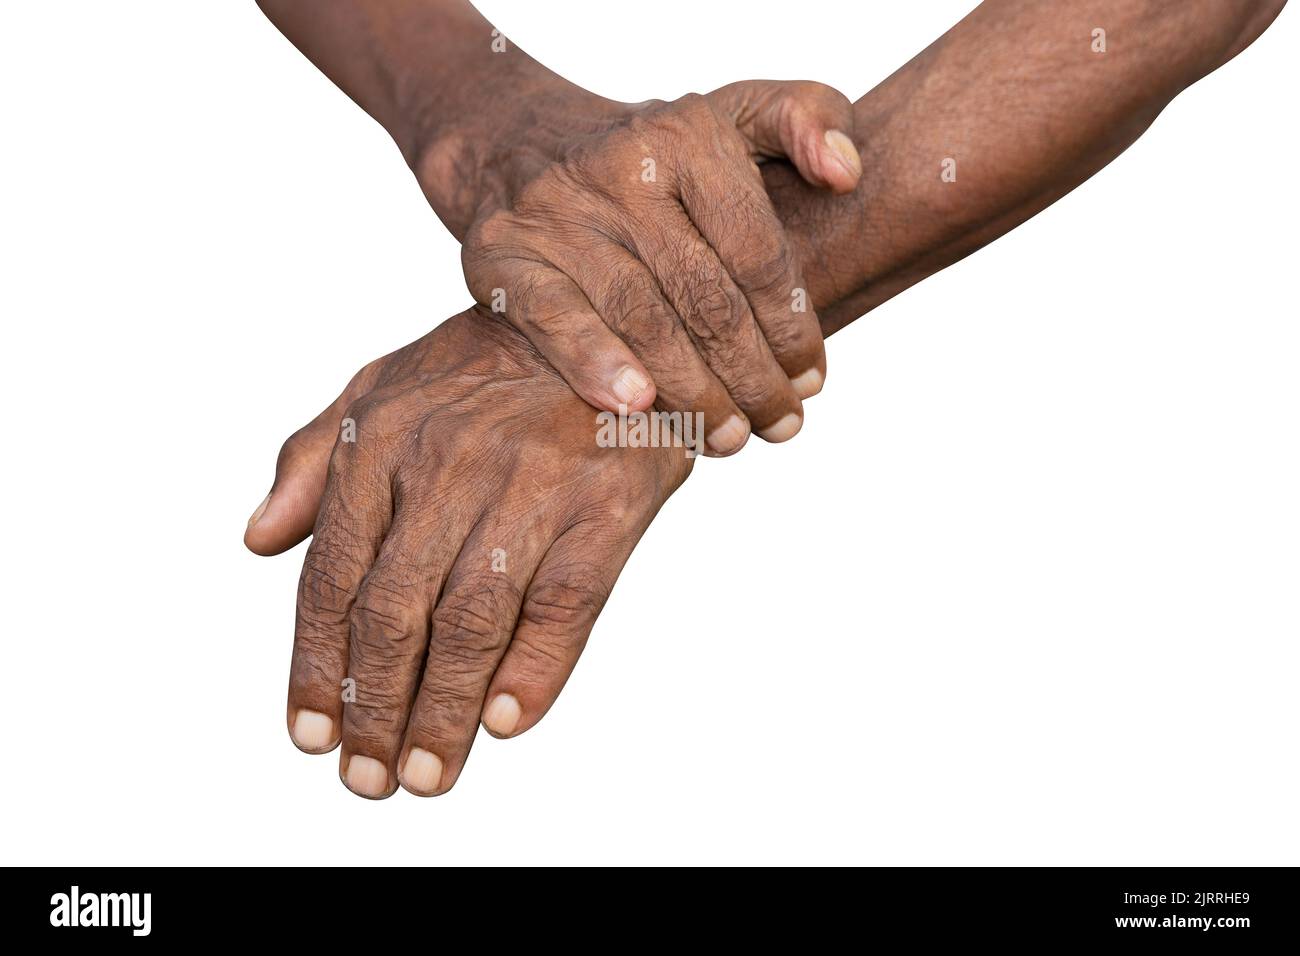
[260, 0, 1284, 336]
[770, 0, 1287, 335]
[255, 0, 625, 235]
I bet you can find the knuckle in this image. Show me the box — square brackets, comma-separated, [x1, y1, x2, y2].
[345, 358, 385, 397]
[603, 270, 667, 335]
[768, 321, 823, 366]
[789, 79, 851, 115]
[345, 695, 406, 744]
[406, 682, 477, 742]
[351, 579, 423, 656]
[463, 212, 541, 298]
[290, 635, 343, 680]
[276, 428, 313, 474]
[341, 392, 413, 452]
[522, 570, 607, 631]
[407, 432, 449, 482]
[657, 367, 713, 411]
[519, 161, 607, 218]
[735, 231, 793, 295]
[325, 435, 356, 476]
[344, 586, 424, 728]
[298, 545, 362, 628]
[624, 94, 729, 168]
[509, 632, 576, 680]
[511, 270, 579, 339]
[347, 678, 408, 724]
[431, 584, 514, 657]
[685, 280, 747, 344]
[577, 124, 638, 167]
[763, 297, 821, 348]
[728, 367, 787, 414]
[339, 395, 383, 441]
[630, 93, 702, 135]
[466, 208, 517, 253]
[669, 91, 712, 125]
[461, 227, 499, 289]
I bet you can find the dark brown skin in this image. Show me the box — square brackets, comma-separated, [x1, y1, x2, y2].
[457, 83, 859, 449]
[278, 310, 690, 796]
[247, 0, 1287, 797]
[259, 0, 866, 447]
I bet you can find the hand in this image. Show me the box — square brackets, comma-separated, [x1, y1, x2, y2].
[245, 308, 692, 797]
[432, 81, 862, 453]
[255, 5, 859, 450]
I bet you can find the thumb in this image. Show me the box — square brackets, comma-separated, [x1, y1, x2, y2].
[244, 367, 374, 556]
[707, 80, 862, 194]
[243, 423, 334, 557]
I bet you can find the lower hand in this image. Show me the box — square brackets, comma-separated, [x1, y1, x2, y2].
[246, 308, 692, 797]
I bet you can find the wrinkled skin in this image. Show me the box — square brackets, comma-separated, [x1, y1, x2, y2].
[436, 81, 863, 451]
[249, 0, 1290, 800]
[260, 309, 690, 797]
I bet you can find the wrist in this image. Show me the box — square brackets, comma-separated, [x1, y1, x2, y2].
[410, 74, 631, 239]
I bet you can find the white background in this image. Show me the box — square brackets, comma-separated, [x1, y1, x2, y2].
[1, 1, 1295, 865]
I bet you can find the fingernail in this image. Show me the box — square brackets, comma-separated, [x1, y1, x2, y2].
[706, 414, 749, 455]
[482, 693, 522, 736]
[344, 755, 390, 798]
[291, 709, 334, 752]
[612, 365, 650, 406]
[823, 129, 862, 179]
[758, 412, 803, 443]
[247, 492, 271, 527]
[790, 368, 823, 399]
[399, 748, 444, 794]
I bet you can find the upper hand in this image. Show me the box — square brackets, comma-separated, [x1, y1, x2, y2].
[447, 80, 862, 454]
